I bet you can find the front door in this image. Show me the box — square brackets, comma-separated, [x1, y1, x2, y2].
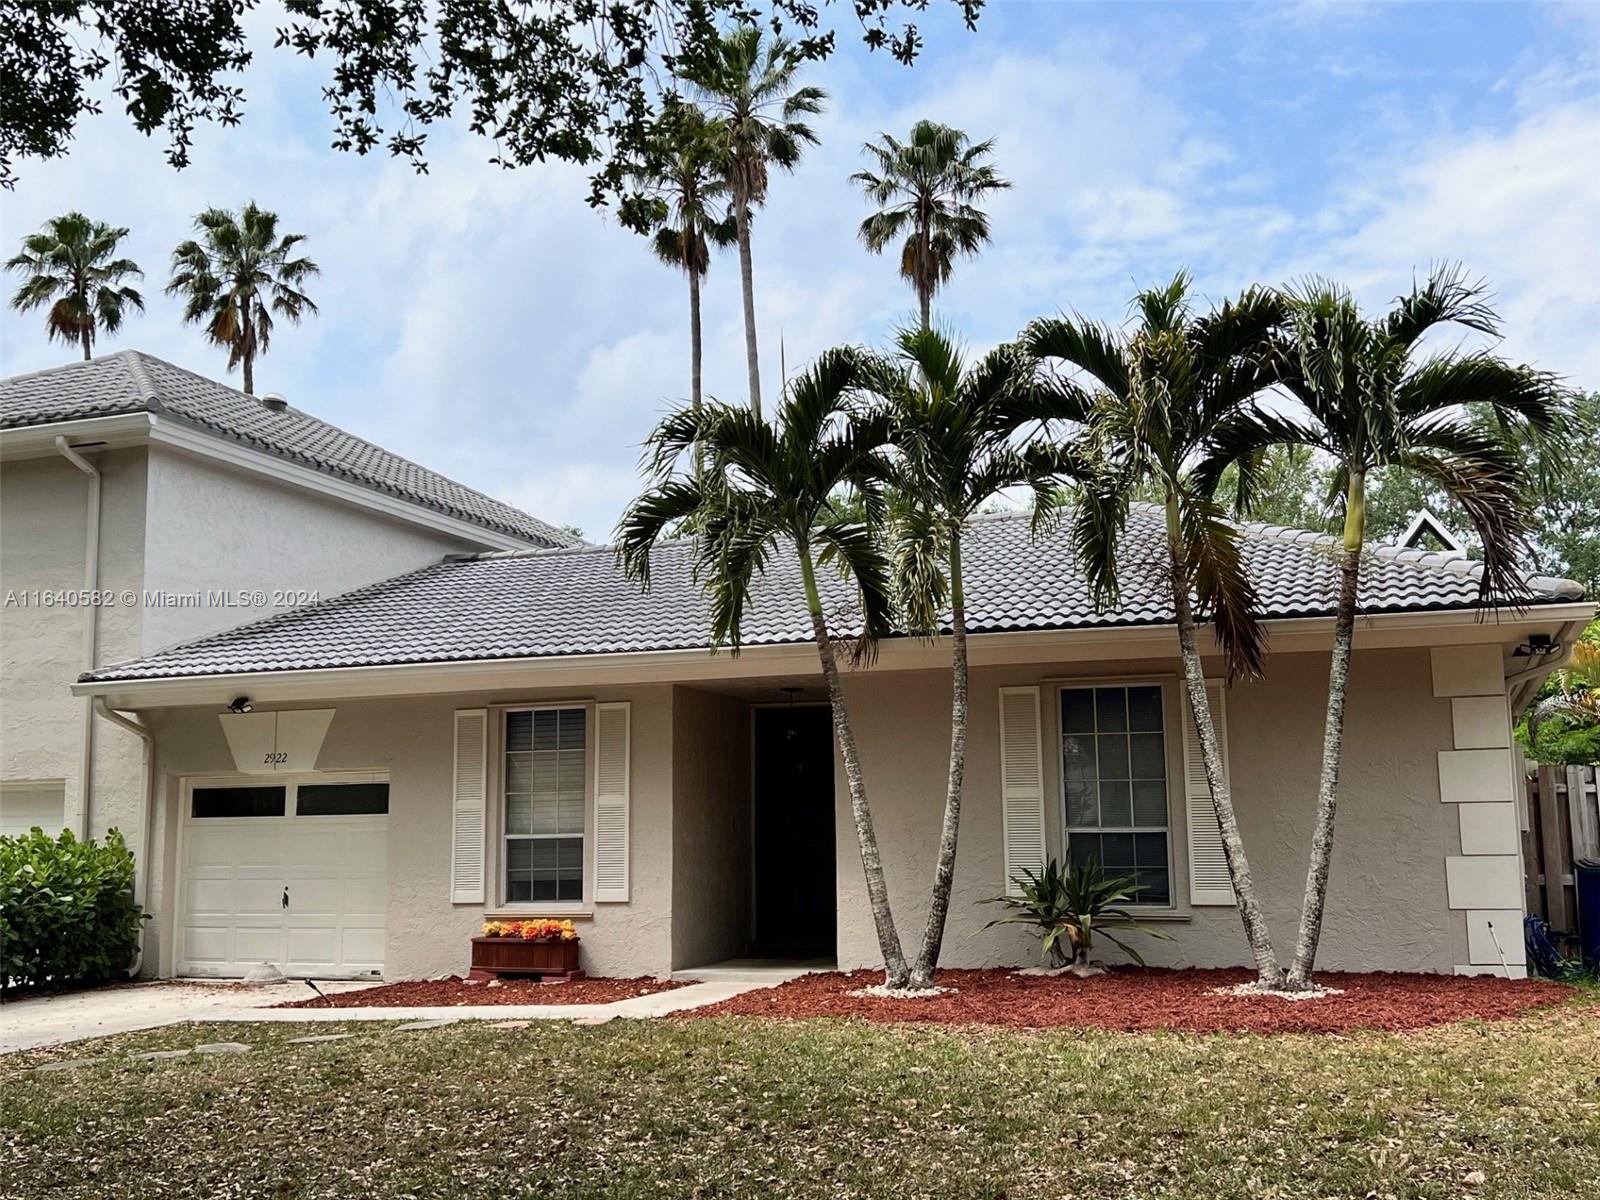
[752, 705, 837, 958]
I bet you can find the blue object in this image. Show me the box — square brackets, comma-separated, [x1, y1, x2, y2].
[1525, 914, 1574, 980]
[1577, 857, 1600, 970]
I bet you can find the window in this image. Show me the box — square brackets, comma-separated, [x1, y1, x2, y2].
[1, 781, 66, 837]
[504, 708, 586, 903]
[297, 782, 390, 816]
[1060, 684, 1170, 905]
[192, 785, 287, 818]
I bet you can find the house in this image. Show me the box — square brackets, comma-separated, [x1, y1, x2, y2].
[0, 351, 576, 850]
[64, 500, 1593, 982]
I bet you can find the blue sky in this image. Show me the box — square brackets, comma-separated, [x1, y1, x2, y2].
[4, 0, 1597, 540]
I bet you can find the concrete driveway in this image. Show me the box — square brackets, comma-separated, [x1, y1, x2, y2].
[1, 980, 377, 1054]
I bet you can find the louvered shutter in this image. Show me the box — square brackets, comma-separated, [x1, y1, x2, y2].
[1182, 684, 1236, 906]
[451, 709, 488, 904]
[999, 686, 1046, 898]
[593, 702, 631, 903]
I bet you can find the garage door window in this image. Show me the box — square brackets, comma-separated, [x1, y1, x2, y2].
[192, 786, 287, 818]
[504, 707, 586, 903]
[297, 782, 390, 816]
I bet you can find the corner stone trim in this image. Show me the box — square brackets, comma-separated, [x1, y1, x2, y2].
[1430, 646, 1526, 975]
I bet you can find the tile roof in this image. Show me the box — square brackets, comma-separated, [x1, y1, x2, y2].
[0, 351, 577, 548]
[80, 506, 1586, 683]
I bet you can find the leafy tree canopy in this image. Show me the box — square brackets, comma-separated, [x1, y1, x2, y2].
[1, 0, 983, 232]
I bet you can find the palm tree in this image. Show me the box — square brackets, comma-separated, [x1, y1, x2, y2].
[6, 212, 144, 360]
[1199, 267, 1570, 988]
[635, 103, 736, 411]
[166, 203, 319, 395]
[683, 25, 826, 419]
[1025, 274, 1291, 989]
[852, 122, 1010, 330]
[616, 349, 912, 986]
[872, 325, 1067, 988]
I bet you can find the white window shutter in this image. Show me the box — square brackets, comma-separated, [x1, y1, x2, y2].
[593, 702, 631, 903]
[999, 686, 1046, 898]
[450, 708, 488, 905]
[1182, 684, 1236, 906]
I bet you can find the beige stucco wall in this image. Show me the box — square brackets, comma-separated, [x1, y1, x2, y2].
[140, 446, 478, 652]
[141, 684, 676, 981]
[832, 646, 1463, 974]
[0, 450, 148, 837]
[670, 686, 752, 970]
[126, 640, 1476, 983]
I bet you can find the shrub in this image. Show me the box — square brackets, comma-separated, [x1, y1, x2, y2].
[0, 827, 145, 993]
[981, 857, 1173, 968]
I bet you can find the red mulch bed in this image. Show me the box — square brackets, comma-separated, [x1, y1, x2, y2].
[276, 975, 687, 1008]
[685, 968, 1578, 1034]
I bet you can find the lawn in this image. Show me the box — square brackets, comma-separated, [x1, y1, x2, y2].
[3, 1003, 1598, 1199]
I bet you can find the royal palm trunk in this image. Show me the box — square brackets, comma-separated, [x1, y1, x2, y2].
[799, 546, 908, 987]
[1287, 470, 1365, 987]
[1166, 498, 1284, 988]
[734, 193, 762, 419]
[911, 530, 967, 987]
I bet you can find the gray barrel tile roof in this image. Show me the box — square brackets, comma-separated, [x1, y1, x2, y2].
[1, 351, 576, 548]
[80, 506, 1585, 683]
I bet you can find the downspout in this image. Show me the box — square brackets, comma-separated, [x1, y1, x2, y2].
[55, 437, 101, 838]
[92, 697, 156, 978]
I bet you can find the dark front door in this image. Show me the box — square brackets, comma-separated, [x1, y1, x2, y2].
[752, 705, 837, 958]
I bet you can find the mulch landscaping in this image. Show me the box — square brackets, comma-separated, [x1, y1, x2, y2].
[277, 975, 688, 1008]
[687, 967, 1579, 1033]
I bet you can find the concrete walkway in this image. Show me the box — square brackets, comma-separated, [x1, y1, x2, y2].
[3, 969, 799, 1054]
[1, 980, 378, 1054]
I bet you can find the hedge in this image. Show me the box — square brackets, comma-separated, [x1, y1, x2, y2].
[1, 827, 145, 993]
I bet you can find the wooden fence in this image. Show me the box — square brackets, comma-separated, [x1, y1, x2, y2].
[1523, 764, 1600, 931]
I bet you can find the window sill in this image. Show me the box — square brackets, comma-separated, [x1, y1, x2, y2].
[484, 907, 594, 921]
[1121, 909, 1191, 922]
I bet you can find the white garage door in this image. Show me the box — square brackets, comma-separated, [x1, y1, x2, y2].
[178, 773, 388, 978]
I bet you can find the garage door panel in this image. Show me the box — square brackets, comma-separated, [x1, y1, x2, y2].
[179, 783, 388, 979]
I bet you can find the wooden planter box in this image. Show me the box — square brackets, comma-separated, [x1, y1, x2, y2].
[468, 936, 584, 982]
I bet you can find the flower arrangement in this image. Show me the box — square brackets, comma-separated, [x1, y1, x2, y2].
[480, 918, 578, 942]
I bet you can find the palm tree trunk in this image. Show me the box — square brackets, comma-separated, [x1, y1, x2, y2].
[910, 529, 966, 989]
[1287, 470, 1365, 988]
[799, 544, 908, 987]
[689, 263, 704, 410]
[240, 293, 254, 395]
[916, 219, 932, 331]
[1166, 497, 1284, 988]
[80, 325, 92, 361]
[734, 193, 762, 420]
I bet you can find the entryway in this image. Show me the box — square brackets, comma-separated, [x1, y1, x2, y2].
[751, 704, 837, 960]
[176, 772, 389, 978]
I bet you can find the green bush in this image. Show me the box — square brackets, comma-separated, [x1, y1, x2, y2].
[1, 827, 145, 993]
[1516, 709, 1600, 766]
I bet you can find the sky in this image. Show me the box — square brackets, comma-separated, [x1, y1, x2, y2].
[3, 0, 1598, 541]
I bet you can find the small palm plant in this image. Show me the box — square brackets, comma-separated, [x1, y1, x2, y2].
[983, 858, 1172, 973]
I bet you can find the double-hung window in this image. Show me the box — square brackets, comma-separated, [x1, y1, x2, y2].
[503, 708, 586, 903]
[1060, 684, 1171, 906]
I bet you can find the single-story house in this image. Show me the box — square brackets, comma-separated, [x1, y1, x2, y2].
[71, 507, 1594, 982]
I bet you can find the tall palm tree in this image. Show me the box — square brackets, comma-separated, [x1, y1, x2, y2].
[616, 349, 912, 986]
[166, 203, 319, 395]
[683, 25, 826, 419]
[635, 103, 736, 411]
[853, 122, 1010, 331]
[871, 326, 1068, 988]
[6, 212, 144, 360]
[1025, 274, 1291, 989]
[1199, 266, 1570, 989]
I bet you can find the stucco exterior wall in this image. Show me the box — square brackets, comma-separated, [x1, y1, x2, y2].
[0, 449, 148, 836]
[670, 686, 752, 970]
[142, 684, 676, 981]
[831, 646, 1462, 974]
[140, 446, 478, 652]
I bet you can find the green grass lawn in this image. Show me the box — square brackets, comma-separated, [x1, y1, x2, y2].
[3, 1005, 1598, 1199]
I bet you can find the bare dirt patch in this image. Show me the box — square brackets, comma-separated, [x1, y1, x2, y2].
[276, 975, 687, 1008]
[686, 967, 1576, 1033]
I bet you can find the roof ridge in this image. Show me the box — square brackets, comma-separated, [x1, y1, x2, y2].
[117, 349, 165, 412]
